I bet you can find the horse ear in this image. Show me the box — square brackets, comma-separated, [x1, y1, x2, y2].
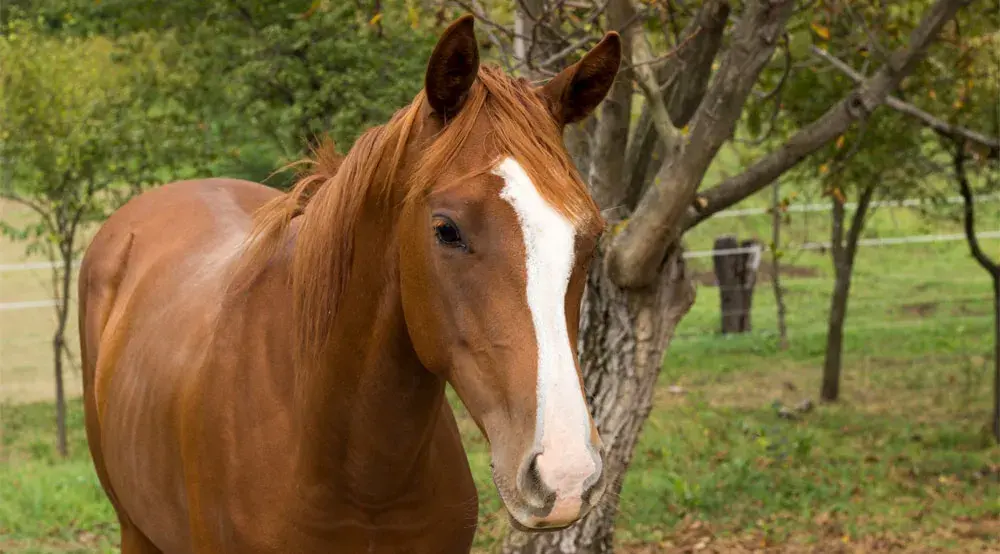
[425, 14, 480, 120]
[540, 32, 622, 126]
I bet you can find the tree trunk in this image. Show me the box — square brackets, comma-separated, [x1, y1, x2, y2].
[52, 238, 75, 457]
[821, 185, 876, 402]
[954, 141, 1000, 442]
[992, 276, 999, 443]
[501, 247, 696, 554]
[53, 333, 67, 457]
[771, 181, 789, 349]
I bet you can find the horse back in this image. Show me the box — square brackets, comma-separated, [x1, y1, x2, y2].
[78, 178, 286, 552]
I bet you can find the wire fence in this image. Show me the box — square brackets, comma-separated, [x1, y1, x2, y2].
[2, 200, 997, 402]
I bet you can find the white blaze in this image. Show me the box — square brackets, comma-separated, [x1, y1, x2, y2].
[493, 157, 596, 506]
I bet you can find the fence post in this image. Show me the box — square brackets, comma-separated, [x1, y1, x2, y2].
[712, 236, 761, 334]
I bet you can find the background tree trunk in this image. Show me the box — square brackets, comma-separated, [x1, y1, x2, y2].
[501, 247, 695, 554]
[821, 185, 875, 401]
[953, 141, 1000, 442]
[771, 181, 790, 349]
[992, 277, 999, 442]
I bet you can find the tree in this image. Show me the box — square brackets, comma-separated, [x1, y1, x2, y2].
[801, 1, 1000, 401]
[770, 179, 790, 349]
[451, 0, 975, 551]
[952, 139, 1000, 442]
[0, 17, 218, 456]
[177, 1, 440, 161]
[7, 1, 442, 188]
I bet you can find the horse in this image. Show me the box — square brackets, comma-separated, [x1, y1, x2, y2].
[78, 14, 622, 553]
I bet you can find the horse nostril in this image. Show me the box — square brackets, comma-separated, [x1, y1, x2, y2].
[517, 452, 554, 510]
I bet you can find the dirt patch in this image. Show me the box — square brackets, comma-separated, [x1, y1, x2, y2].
[951, 303, 992, 317]
[617, 515, 1000, 553]
[901, 302, 939, 318]
[691, 264, 819, 287]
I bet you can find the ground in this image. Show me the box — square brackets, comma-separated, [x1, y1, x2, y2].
[1, 195, 999, 553]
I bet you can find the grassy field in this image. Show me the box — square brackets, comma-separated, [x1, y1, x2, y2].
[2, 193, 1000, 552]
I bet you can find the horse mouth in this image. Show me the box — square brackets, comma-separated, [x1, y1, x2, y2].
[506, 512, 574, 533]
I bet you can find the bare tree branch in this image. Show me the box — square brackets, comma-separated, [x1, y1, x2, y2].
[622, 1, 685, 166]
[586, 0, 637, 211]
[954, 140, 999, 273]
[812, 44, 1000, 158]
[683, 0, 976, 231]
[511, 0, 614, 72]
[608, 0, 794, 288]
[621, 0, 730, 210]
[659, 0, 730, 127]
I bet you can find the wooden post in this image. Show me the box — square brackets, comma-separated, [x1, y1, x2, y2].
[738, 239, 761, 332]
[712, 235, 761, 334]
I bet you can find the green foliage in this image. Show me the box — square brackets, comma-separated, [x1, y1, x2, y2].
[6, 1, 444, 188]
[733, 0, 999, 207]
[0, 16, 219, 239]
[181, 1, 439, 155]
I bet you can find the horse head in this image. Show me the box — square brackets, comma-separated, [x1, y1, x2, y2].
[395, 15, 622, 530]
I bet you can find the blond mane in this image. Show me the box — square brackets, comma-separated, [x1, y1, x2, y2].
[228, 64, 600, 382]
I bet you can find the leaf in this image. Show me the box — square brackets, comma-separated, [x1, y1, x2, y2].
[835, 135, 845, 149]
[788, 29, 812, 59]
[300, 0, 322, 20]
[810, 21, 831, 41]
[408, 6, 420, 29]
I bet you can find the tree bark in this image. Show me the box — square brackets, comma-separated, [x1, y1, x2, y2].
[585, 0, 634, 212]
[771, 181, 789, 349]
[821, 184, 875, 402]
[51, 237, 75, 457]
[501, 247, 695, 554]
[954, 141, 1000, 442]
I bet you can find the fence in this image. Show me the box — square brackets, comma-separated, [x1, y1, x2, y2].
[2, 196, 997, 403]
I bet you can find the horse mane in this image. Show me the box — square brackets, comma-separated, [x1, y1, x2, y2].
[227, 136, 345, 294]
[228, 64, 600, 385]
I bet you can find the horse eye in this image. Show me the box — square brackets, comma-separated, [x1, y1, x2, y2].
[433, 218, 464, 248]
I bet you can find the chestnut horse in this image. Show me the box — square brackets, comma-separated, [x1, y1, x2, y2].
[78, 15, 621, 553]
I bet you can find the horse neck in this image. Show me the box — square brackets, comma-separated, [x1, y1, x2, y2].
[290, 193, 447, 514]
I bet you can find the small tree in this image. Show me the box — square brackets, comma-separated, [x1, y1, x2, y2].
[0, 18, 217, 455]
[952, 138, 1000, 442]
[802, 2, 1000, 401]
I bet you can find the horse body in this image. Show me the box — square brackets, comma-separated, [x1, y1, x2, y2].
[81, 178, 477, 552]
[79, 15, 623, 553]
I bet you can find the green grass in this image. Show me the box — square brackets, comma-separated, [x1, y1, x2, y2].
[3, 354, 998, 552]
